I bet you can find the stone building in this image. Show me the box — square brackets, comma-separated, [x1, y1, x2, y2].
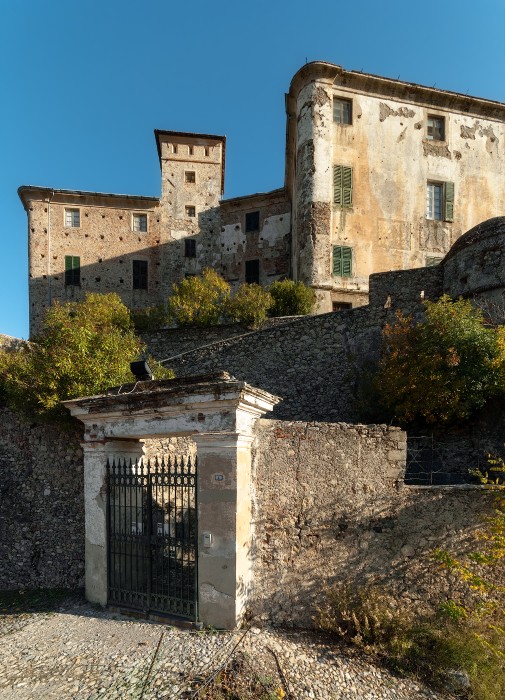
[20, 62, 505, 336]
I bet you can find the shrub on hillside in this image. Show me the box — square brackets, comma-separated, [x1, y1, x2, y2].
[224, 283, 273, 328]
[269, 279, 316, 317]
[375, 295, 505, 427]
[0, 292, 172, 422]
[167, 268, 230, 327]
[131, 304, 169, 332]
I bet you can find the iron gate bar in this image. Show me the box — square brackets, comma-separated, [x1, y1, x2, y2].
[106, 454, 198, 620]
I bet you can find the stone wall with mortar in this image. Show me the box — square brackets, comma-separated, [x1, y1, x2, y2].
[250, 419, 495, 627]
[143, 317, 302, 362]
[160, 306, 388, 423]
[0, 408, 85, 590]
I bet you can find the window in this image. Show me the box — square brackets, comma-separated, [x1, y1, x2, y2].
[185, 239, 196, 258]
[333, 302, 352, 311]
[427, 116, 445, 141]
[245, 211, 260, 232]
[132, 213, 147, 232]
[333, 98, 352, 124]
[333, 165, 353, 207]
[332, 246, 352, 277]
[425, 256, 443, 267]
[65, 256, 80, 286]
[185, 171, 196, 183]
[188, 145, 194, 155]
[132, 260, 148, 290]
[64, 208, 80, 227]
[245, 259, 260, 284]
[185, 205, 196, 218]
[426, 181, 454, 221]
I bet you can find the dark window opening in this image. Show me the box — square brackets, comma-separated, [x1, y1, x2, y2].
[65, 256, 80, 286]
[185, 239, 196, 258]
[245, 211, 260, 233]
[332, 302, 352, 311]
[133, 260, 148, 290]
[245, 259, 260, 284]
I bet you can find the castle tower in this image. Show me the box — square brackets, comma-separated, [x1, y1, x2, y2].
[154, 131, 226, 292]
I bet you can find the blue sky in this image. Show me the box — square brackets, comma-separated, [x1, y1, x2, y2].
[1, 0, 504, 339]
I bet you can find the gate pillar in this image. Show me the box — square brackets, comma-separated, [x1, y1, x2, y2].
[193, 433, 254, 629]
[64, 373, 281, 628]
[81, 435, 145, 605]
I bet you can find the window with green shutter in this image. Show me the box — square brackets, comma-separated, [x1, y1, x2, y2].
[332, 246, 353, 277]
[444, 182, 455, 222]
[333, 165, 353, 207]
[65, 256, 80, 286]
[426, 181, 454, 222]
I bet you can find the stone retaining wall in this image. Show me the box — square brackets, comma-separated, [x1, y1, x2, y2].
[161, 307, 389, 423]
[143, 317, 300, 363]
[0, 408, 85, 589]
[251, 419, 494, 627]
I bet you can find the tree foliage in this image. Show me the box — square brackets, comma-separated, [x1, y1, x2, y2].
[269, 279, 316, 317]
[224, 283, 273, 327]
[375, 296, 505, 426]
[0, 293, 172, 422]
[167, 268, 230, 327]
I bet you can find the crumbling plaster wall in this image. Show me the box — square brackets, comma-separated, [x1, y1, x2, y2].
[290, 70, 505, 313]
[250, 419, 494, 627]
[219, 193, 291, 286]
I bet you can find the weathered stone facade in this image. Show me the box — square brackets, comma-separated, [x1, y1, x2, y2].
[251, 420, 495, 627]
[20, 63, 505, 335]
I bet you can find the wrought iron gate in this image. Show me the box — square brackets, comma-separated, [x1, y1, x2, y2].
[106, 455, 198, 620]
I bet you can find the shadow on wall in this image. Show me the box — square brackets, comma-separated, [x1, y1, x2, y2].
[249, 419, 495, 628]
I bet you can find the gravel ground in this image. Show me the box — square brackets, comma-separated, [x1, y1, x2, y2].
[0, 596, 451, 699]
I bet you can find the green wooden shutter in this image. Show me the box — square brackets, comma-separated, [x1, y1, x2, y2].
[444, 182, 454, 222]
[341, 246, 352, 275]
[333, 246, 353, 277]
[333, 165, 353, 207]
[342, 167, 353, 207]
[333, 165, 343, 206]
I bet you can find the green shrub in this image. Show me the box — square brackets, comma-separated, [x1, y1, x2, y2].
[131, 304, 169, 332]
[0, 292, 172, 423]
[315, 580, 505, 699]
[225, 283, 273, 328]
[375, 295, 505, 427]
[167, 268, 230, 327]
[269, 279, 316, 317]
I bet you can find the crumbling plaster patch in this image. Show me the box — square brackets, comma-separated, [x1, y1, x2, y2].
[379, 102, 416, 122]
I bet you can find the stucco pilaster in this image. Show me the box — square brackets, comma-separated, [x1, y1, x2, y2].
[193, 433, 254, 629]
[81, 437, 145, 605]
